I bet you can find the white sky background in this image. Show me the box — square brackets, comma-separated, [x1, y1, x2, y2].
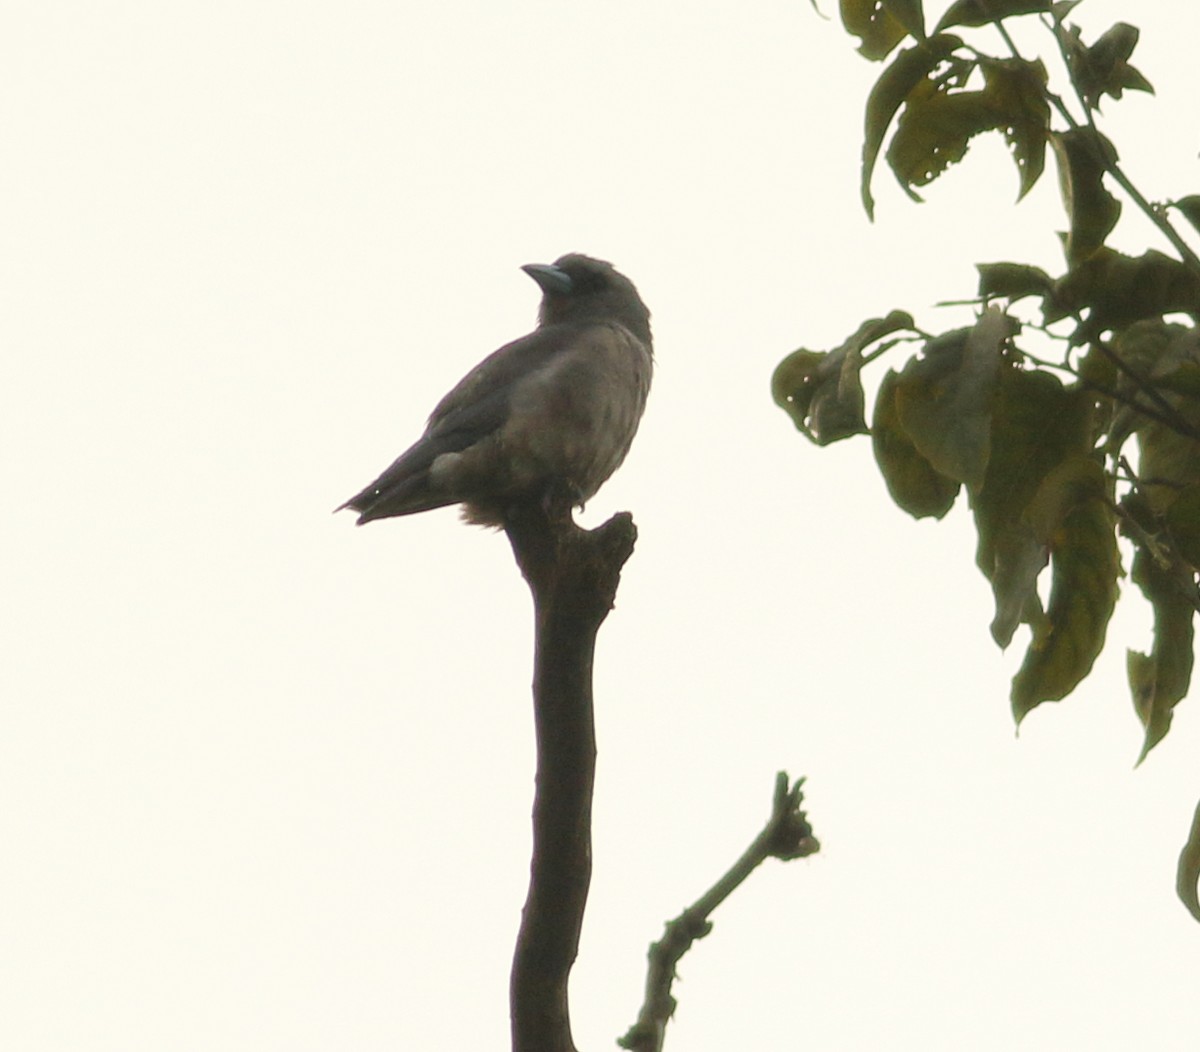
[4, 1, 1200, 1048]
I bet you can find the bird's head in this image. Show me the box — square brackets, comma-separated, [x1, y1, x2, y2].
[523, 254, 652, 348]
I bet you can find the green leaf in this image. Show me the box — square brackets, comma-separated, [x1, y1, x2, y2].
[893, 309, 1014, 489]
[1139, 412, 1200, 517]
[772, 311, 916, 445]
[982, 58, 1050, 199]
[1102, 321, 1189, 456]
[934, 0, 1051, 32]
[1111, 318, 1184, 374]
[871, 369, 961, 518]
[886, 77, 998, 193]
[1050, 1, 1083, 21]
[1166, 485, 1200, 569]
[840, 0, 912, 60]
[1010, 456, 1120, 722]
[1053, 248, 1200, 340]
[1170, 195, 1200, 239]
[1058, 21, 1154, 109]
[1049, 128, 1121, 267]
[971, 368, 1093, 647]
[977, 261, 1054, 303]
[882, 56, 1049, 202]
[987, 523, 1049, 648]
[808, 348, 868, 444]
[1077, 339, 1119, 398]
[1177, 799, 1200, 923]
[1105, 324, 1200, 468]
[1128, 547, 1194, 763]
[861, 34, 964, 217]
[773, 349, 835, 439]
[884, 0, 925, 40]
[847, 309, 919, 347]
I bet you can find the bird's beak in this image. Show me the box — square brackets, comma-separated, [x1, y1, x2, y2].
[521, 263, 572, 295]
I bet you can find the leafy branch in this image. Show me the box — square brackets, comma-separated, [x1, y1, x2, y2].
[783, 0, 1200, 918]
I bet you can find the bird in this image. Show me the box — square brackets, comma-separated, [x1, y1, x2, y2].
[338, 253, 653, 528]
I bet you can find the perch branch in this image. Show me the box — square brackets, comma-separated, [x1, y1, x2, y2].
[504, 500, 638, 1052]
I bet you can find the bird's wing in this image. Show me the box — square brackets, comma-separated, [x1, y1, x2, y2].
[424, 323, 589, 433]
[338, 324, 592, 521]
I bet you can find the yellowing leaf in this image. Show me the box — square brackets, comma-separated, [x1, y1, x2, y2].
[1010, 457, 1120, 722]
[871, 369, 961, 518]
[884, 0, 925, 40]
[772, 311, 916, 445]
[772, 349, 837, 440]
[987, 525, 1049, 648]
[1166, 485, 1200, 569]
[1061, 21, 1154, 108]
[972, 369, 1092, 647]
[886, 78, 997, 191]
[1177, 800, 1200, 923]
[880, 54, 1049, 203]
[1128, 548, 1194, 763]
[982, 58, 1051, 200]
[1133, 334, 1200, 515]
[840, 0, 911, 60]
[1053, 250, 1200, 339]
[893, 309, 1014, 489]
[1171, 195, 1200, 238]
[977, 261, 1054, 303]
[861, 34, 963, 217]
[934, 0, 1051, 32]
[1050, 128, 1121, 266]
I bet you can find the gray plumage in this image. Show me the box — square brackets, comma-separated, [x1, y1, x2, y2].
[338, 254, 653, 527]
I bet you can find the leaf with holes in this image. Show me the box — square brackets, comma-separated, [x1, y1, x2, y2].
[982, 58, 1051, 199]
[861, 34, 964, 217]
[772, 346, 866, 445]
[840, 0, 913, 60]
[772, 311, 915, 444]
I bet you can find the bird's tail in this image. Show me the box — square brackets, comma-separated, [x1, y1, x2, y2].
[335, 460, 456, 524]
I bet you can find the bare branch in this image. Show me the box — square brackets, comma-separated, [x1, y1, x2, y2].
[619, 773, 819, 1052]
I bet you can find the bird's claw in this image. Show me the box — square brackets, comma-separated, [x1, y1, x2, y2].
[541, 478, 583, 522]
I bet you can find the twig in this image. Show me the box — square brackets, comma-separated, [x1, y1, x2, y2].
[1081, 377, 1200, 444]
[1112, 459, 1200, 616]
[1090, 339, 1200, 442]
[618, 773, 819, 1052]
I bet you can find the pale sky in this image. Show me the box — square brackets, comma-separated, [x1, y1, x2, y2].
[5, 2, 1200, 1049]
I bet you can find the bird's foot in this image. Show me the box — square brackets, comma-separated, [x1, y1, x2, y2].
[540, 478, 583, 524]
